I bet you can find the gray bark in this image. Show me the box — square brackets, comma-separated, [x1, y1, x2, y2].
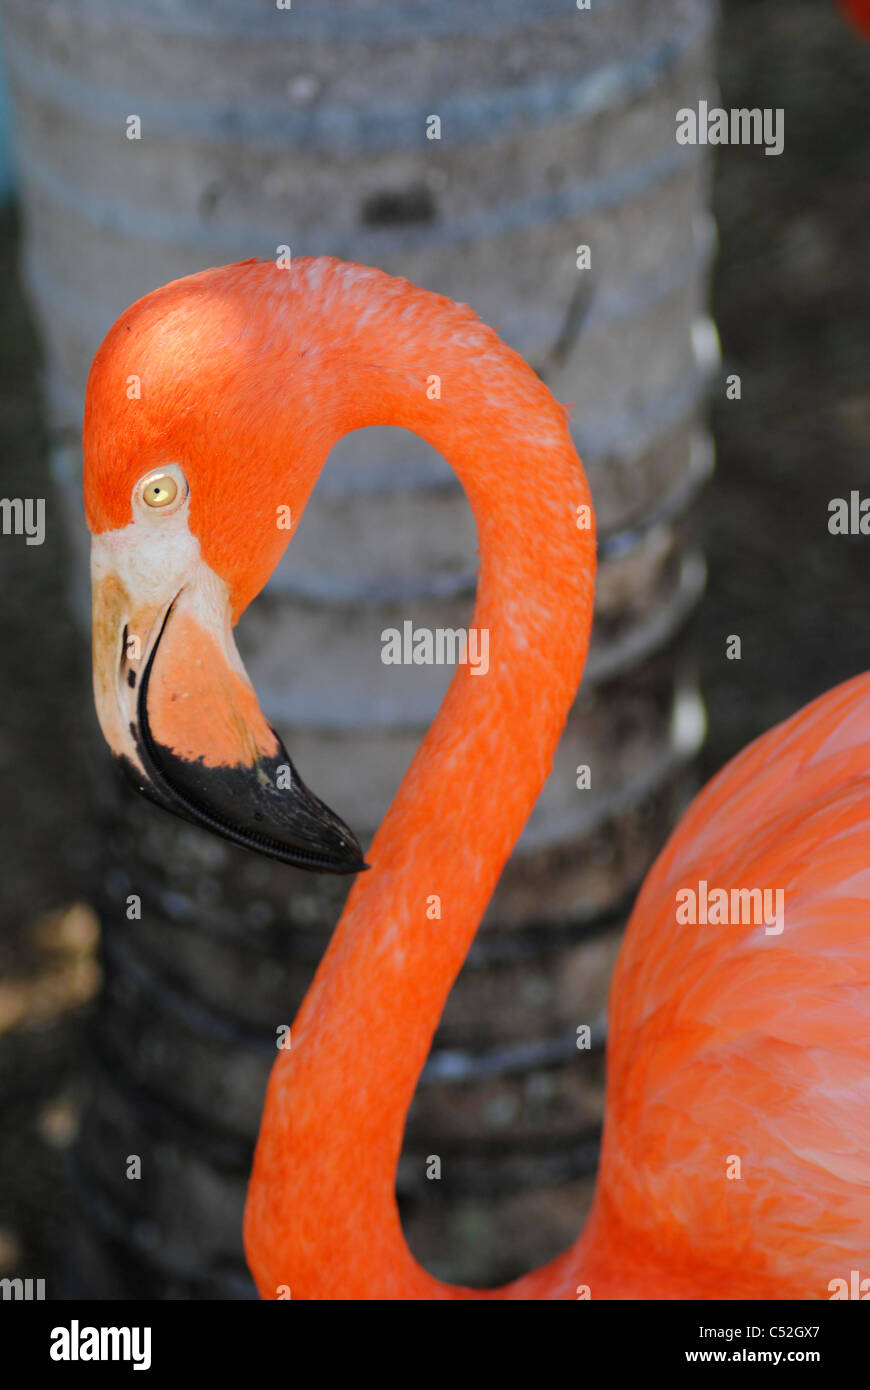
[2, 0, 716, 1293]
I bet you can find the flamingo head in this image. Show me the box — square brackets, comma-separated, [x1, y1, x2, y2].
[82, 264, 367, 874]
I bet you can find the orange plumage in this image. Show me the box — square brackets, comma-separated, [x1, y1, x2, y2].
[84, 259, 870, 1300]
[839, 0, 870, 37]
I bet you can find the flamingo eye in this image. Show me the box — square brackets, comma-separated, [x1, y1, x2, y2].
[143, 474, 179, 508]
[135, 466, 188, 515]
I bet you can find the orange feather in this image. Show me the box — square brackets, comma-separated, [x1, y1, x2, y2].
[83, 259, 870, 1300]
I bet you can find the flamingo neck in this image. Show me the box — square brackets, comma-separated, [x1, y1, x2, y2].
[244, 264, 596, 1299]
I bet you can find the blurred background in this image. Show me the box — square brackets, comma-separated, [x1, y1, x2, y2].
[0, 0, 867, 1297]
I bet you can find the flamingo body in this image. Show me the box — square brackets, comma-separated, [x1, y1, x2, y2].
[840, 0, 870, 37]
[83, 258, 870, 1300]
[579, 670, 870, 1299]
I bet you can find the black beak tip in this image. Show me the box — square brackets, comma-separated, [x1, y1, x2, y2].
[123, 728, 370, 877]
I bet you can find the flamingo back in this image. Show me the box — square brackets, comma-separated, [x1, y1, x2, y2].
[589, 672, 870, 1298]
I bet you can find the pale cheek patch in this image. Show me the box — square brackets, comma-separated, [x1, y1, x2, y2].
[90, 502, 201, 606]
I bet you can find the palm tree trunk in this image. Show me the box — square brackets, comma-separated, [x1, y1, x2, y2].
[2, 0, 717, 1294]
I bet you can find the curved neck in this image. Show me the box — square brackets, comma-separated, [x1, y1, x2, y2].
[244, 265, 596, 1299]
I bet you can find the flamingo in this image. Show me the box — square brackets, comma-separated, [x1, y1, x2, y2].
[840, 0, 870, 36]
[85, 258, 870, 1300]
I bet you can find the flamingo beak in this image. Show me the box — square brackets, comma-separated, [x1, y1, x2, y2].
[90, 538, 368, 875]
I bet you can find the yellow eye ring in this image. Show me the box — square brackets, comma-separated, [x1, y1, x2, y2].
[142, 474, 180, 509]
